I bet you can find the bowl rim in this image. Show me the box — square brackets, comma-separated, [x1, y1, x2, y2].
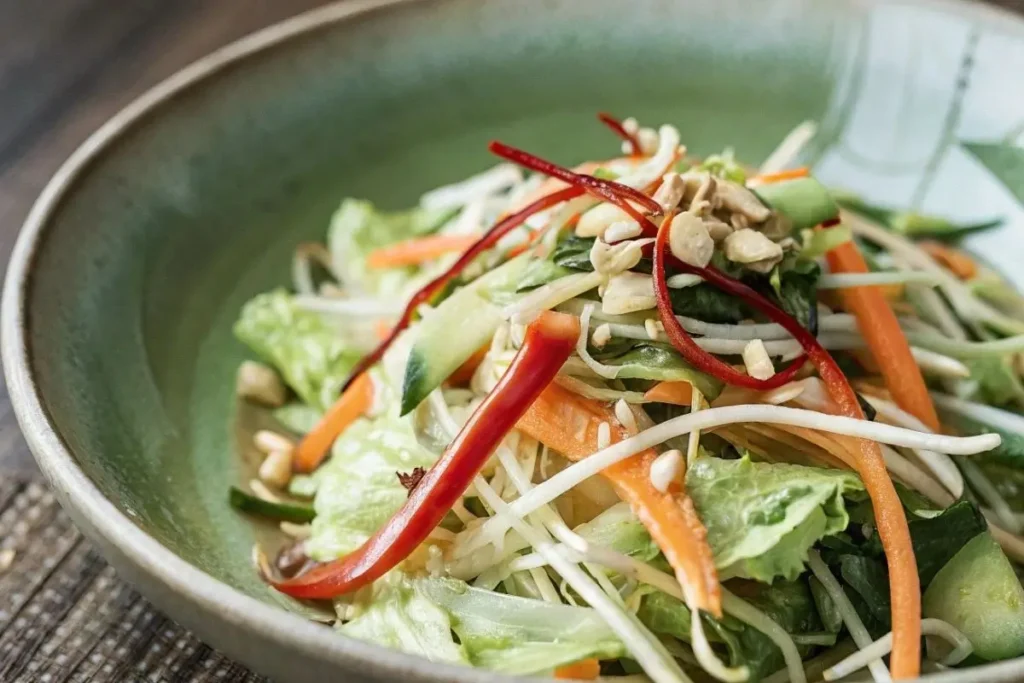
[4, 0, 1024, 681]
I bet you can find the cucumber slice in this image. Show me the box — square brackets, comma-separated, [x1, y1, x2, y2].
[753, 177, 839, 231]
[401, 255, 529, 415]
[922, 532, 1024, 660]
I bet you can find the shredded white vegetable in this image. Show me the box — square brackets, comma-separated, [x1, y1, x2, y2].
[458, 404, 1000, 552]
[505, 271, 604, 324]
[823, 619, 972, 681]
[577, 304, 623, 379]
[931, 390, 1024, 434]
[291, 243, 335, 295]
[418, 163, 522, 211]
[721, 591, 807, 683]
[817, 271, 943, 290]
[961, 458, 1024, 534]
[860, 395, 964, 498]
[807, 551, 891, 682]
[757, 120, 817, 174]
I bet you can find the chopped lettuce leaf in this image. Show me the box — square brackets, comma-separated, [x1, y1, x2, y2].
[273, 402, 322, 435]
[551, 233, 598, 272]
[234, 289, 360, 409]
[340, 573, 468, 664]
[595, 343, 723, 399]
[638, 580, 822, 682]
[686, 457, 863, 582]
[417, 577, 625, 674]
[574, 502, 662, 562]
[517, 259, 576, 291]
[327, 198, 455, 296]
[965, 356, 1024, 408]
[306, 408, 438, 560]
[698, 148, 747, 184]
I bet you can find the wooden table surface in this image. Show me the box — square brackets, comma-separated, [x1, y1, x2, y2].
[0, 1, 1021, 682]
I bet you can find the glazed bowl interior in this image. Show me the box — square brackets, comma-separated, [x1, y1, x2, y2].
[10, 0, 1024, 680]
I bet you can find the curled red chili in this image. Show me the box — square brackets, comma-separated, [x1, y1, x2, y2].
[651, 212, 807, 389]
[597, 112, 642, 156]
[490, 141, 811, 390]
[274, 310, 581, 599]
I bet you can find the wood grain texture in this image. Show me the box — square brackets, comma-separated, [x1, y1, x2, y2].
[0, 1, 1020, 681]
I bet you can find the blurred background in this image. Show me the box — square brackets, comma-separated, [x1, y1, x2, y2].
[0, 1, 1019, 681]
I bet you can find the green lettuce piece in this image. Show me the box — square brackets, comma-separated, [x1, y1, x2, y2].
[327, 198, 455, 296]
[517, 260, 576, 291]
[965, 356, 1024, 408]
[596, 343, 723, 399]
[686, 457, 863, 582]
[340, 574, 468, 665]
[638, 580, 823, 683]
[273, 402, 322, 435]
[799, 225, 851, 259]
[417, 577, 625, 675]
[574, 502, 662, 562]
[305, 410, 438, 560]
[234, 289, 361, 409]
[697, 148, 747, 184]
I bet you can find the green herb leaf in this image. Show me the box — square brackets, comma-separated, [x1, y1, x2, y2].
[596, 343, 723, 398]
[228, 487, 315, 524]
[964, 141, 1024, 206]
[551, 233, 597, 271]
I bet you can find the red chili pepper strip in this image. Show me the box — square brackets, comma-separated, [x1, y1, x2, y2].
[597, 112, 642, 156]
[488, 141, 661, 214]
[274, 310, 581, 599]
[601, 181, 922, 680]
[652, 212, 807, 389]
[295, 186, 585, 470]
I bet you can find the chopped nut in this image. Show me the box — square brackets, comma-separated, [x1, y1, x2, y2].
[576, 203, 637, 239]
[0, 548, 15, 573]
[602, 272, 657, 315]
[652, 173, 686, 212]
[597, 422, 612, 450]
[650, 449, 684, 493]
[614, 399, 638, 434]
[259, 449, 294, 489]
[236, 361, 287, 407]
[703, 217, 734, 242]
[760, 212, 794, 240]
[666, 273, 703, 289]
[668, 213, 715, 268]
[254, 430, 294, 456]
[636, 128, 660, 155]
[590, 237, 647, 275]
[644, 318, 662, 341]
[591, 323, 612, 348]
[723, 228, 784, 274]
[742, 339, 776, 380]
[714, 180, 771, 223]
[604, 220, 643, 243]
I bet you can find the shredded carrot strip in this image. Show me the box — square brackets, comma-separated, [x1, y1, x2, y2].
[293, 373, 374, 473]
[366, 234, 482, 269]
[554, 658, 601, 680]
[446, 344, 488, 386]
[826, 240, 941, 432]
[919, 241, 978, 280]
[643, 381, 693, 406]
[517, 384, 721, 617]
[747, 167, 809, 186]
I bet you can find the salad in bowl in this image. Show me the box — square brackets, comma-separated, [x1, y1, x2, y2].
[228, 114, 1024, 682]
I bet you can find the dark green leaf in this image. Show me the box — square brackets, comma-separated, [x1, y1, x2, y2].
[964, 141, 1024, 206]
[669, 283, 753, 324]
[838, 555, 891, 628]
[551, 234, 597, 271]
[769, 256, 820, 330]
[977, 461, 1024, 513]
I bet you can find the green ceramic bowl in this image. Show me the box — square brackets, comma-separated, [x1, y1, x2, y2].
[4, 0, 1024, 681]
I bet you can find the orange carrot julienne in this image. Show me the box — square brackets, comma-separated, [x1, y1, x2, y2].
[919, 240, 978, 280]
[517, 384, 721, 617]
[826, 239, 941, 433]
[293, 373, 374, 473]
[554, 658, 601, 680]
[366, 234, 482, 269]
[643, 381, 693, 406]
[747, 166, 809, 186]
[446, 344, 488, 387]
